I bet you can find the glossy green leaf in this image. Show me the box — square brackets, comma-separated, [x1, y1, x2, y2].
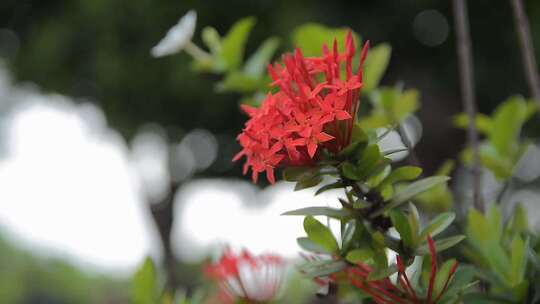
[294, 175, 323, 191]
[221, 17, 256, 70]
[303, 216, 339, 253]
[378, 166, 422, 190]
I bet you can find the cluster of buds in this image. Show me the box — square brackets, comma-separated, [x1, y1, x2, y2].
[204, 249, 286, 303]
[347, 237, 458, 304]
[233, 31, 369, 183]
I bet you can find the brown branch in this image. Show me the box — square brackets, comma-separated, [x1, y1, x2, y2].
[452, 0, 484, 213]
[148, 180, 181, 292]
[510, 0, 540, 105]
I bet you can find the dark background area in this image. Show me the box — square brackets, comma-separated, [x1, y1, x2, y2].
[1, 0, 540, 302]
[2, 0, 539, 175]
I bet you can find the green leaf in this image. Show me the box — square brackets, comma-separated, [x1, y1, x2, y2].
[434, 259, 457, 297]
[283, 166, 318, 181]
[221, 17, 256, 70]
[393, 89, 420, 122]
[419, 212, 456, 240]
[303, 216, 339, 253]
[415, 235, 465, 255]
[243, 37, 280, 77]
[373, 176, 450, 217]
[131, 258, 158, 304]
[510, 235, 528, 286]
[378, 166, 422, 190]
[389, 210, 414, 248]
[216, 71, 265, 92]
[282, 207, 351, 220]
[295, 175, 323, 191]
[201, 26, 222, 55]
[292, 23, 360, 57]
[453, 113, 493, 135]
[341, 162, 362, 180]
[408, 203, 420, 244]
[346, 249, 374, 264]
[363, 44, 391, 92]
[367, 264, 398, 281]
[510, 204, 529, 233]
[297, 237, 331, 254]
[299, 260, 348, 278]
[315, 181, 345, 195]
[489, 96, 530, 156]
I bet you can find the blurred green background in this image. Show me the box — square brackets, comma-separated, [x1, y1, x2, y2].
[1, 0, 540, 302]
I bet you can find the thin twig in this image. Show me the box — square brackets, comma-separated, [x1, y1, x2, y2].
[452, 0, 484, 213]
[510, 0, 540, 105]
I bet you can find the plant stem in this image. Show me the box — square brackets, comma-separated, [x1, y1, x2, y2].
[452, 0, 484, 213]
[185, 41, 212, 61]
[510, 0, 540, 105]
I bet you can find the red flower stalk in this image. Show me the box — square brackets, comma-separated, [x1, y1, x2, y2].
[204, 249, 286, 303]
[233, 31, 370, 183]
[347, 236, 458, 304]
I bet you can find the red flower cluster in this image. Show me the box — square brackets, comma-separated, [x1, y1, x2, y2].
[348, 237, 458, 304]
[233, 31, 370, 183]
[204, 249, 286, 303]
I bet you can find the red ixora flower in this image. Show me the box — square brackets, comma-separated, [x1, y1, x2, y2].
[347, 236, 458, 304]
[233, 31, 370, 184]
[204, 249, 286, 303]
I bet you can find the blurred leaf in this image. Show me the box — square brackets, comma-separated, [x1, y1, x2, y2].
[346, 249, 374, 264]
[303, 216, 339, 253]
[509, 235, 528, 286]
[221, 17, 256, 70]
[433, 259, 457, 297]
[315, 181, 345, 195]
[363, 44, 391, 92]
[201, 26, 222, 55]
[375, 176, 450, 216]
[509, 204, 529, 234]
[283, 166, 319, 181]
[415, 235, 465, 255]
[297, 237, 331, 254]
[243, 37, 280, 77]
[131, 258, 158, 304]
[283, 207, 351, 220]
[292, 23, 359, 57]
[453, 113, 493, 135]
[489, 96, 530, 156]
[419, 212, 455, 240]
[216, 71, 265, 92]
[390, 210, 414, 248]
[367, 264, 398, 281]
[300, 260, 347, 278]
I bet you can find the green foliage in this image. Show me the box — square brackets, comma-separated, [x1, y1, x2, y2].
[291, 23, 360, 57]
[457, 96, 537, 180]
[303, 216, 340, 254]
[464, 205, 534, 302]
[362, 44, 392, 92]
[131, 258, 159, 304]
[360, 86, 420, 129]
